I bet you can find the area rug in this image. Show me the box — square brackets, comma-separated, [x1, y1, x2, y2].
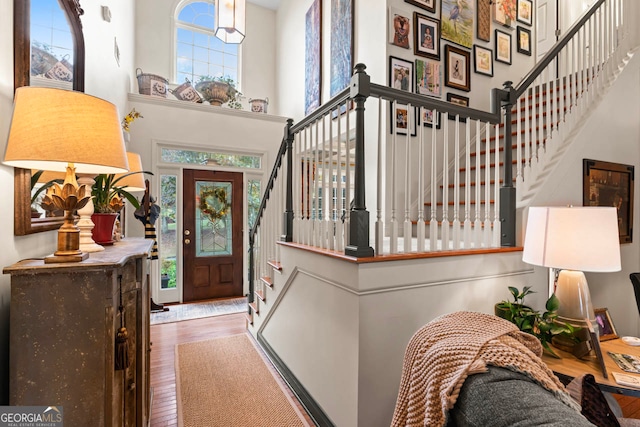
[175, 334, 310, 427]
[150, 297, 247, 325]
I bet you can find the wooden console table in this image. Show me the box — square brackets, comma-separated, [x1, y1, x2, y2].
[542, 338, 640, 397]
[3, 239, 153, 426]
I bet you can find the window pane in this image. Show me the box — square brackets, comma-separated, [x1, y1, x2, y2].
[177, 28, 193, 43]
[208, 65, 224, 78]
[193, 31, 209, 48]
[209, 50, 223, 65]
[193, 61, 209, 77]
[161, 148, 261, 169]
[248, 180, 261, 229]
[194, 46, 209, 62]
[160, 174, 178, 289]
[196, 181, 232, 257]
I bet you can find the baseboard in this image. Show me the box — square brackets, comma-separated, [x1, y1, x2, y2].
[256, 332, 334, 427]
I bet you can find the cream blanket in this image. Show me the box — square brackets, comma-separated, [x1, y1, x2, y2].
[390, 311, 579, 427]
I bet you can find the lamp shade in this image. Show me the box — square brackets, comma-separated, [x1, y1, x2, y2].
[522, 206, 621, 272]
[3, 87, 129, 174]
[215, 0, 245, 44]
[115, 152, 146, 192]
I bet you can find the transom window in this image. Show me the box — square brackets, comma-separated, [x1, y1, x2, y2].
[175, 1, 239, 85]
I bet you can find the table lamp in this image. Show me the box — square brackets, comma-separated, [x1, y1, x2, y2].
[522, 206, 621, 332]
[3, 87, 129, 263]
[114, 152, 147, 192]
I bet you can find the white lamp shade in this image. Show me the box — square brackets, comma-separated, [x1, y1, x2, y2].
[215, 0, 245, 43]
[114, 152, 146, 192]
[3, 87, 129, 174]
[522, 206, 621, 272]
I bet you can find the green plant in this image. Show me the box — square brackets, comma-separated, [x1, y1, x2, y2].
[496, 286, 581, 358]
[92, 171, 152, 213]
[197, 75, 244, 109]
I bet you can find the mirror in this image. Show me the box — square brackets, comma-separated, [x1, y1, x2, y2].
[13, 0, 85, 235]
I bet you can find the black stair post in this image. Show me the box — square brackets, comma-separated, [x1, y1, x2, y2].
[281, 119, 294, 242]
[345, 64, 375, 258]
[500, 81, 516, 247]
[248, 233, 255, 311]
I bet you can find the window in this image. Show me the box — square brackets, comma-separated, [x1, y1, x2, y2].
[175, 1, 239, 85]
[30, 0, 74, 82]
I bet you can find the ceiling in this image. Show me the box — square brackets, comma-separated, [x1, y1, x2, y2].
[248, 0, 281, 10]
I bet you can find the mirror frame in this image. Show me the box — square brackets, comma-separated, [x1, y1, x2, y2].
[13, 0, 85, 235]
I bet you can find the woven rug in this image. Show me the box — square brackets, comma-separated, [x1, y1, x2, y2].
[150, 297, 246, 325]
[175, 334, 310, 427]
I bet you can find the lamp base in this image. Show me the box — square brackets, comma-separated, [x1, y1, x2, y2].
[44, 252, 89, 264]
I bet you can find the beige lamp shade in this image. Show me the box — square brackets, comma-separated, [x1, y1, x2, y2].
[3, 87, 129, 174]
[215, 0, 245, 43]
[115, 152, 146, 192]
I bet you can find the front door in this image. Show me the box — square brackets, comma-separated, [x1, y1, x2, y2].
[183, 169, 243, 302]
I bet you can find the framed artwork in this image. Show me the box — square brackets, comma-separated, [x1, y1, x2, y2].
[305, 0, 322, 115]
[414, 13, 440, 60]
[517, 0, 533, 26]
[586, 318, 608, 378]
[446, 92, 469, 122]
[329, 0, 354, 98]
[389, 56, 414, 92]
[391, 103, 417, 136]
[476, 0, 491, 42]
[421, 108, 441, 129]
[517, 26, 532, 56]
[444, 44, 470, 92]
[495, 29, 512, 64]
[473, 45, 493, 76]
[493, 0, 516, 28]
[441, 0, 474, 48]
[415, 58, 441, 97]
[389, 7, 412, 50]
[583, 159, 635, 244]
[405, 0, 435, 13]
[594, 308, 619, 341]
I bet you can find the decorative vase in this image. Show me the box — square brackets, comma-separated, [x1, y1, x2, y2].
[91, 213, 118, 245]
[195, 81, 230, 106]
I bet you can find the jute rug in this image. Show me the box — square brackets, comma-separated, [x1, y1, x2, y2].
[175, 333, 310, 427]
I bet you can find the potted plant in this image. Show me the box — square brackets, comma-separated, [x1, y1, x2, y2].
[195, 75, 243, 108]
[495, 286, 581, 358]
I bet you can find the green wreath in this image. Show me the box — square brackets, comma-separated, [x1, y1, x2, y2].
[199, 186, 230, 224]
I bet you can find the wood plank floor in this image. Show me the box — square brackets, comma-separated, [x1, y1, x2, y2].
[149, 313, 640, 426]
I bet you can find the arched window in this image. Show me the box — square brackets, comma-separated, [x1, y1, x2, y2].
[175, 0, 239, 85]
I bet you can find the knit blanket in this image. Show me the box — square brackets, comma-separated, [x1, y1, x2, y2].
[390, 311, 580, 427]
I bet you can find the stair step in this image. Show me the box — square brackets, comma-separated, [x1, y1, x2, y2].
[458, 159, 525, 172]
[261, 276, 274, 288]
[255, 289, 266, 302]
[245, 312, 253, 325]
[249, 301, 259, 314]
[267, 260, 282, 271]
[425, 199, 495, 207]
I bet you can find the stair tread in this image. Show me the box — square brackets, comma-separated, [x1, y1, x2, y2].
[267, 260, 282, 271]
[255, 289, 266, 302]
[249, 301, 259, 314]
[260, 276, 274, 288]
[245, 312, 253, 325]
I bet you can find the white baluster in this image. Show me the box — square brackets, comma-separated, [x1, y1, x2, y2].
[335, 108, 344, 252]
[313, 119, 321, 247]
[416, 107, 425, 253]
[441, 112, 449, 250]
[430, 109, 438, 251]
[493, 123, 500, 247]
[452, 115, 460, 249]
[404, 103, 412, 253]
[483, 124, 492, 248]
[463, 119, 471, 248]
[474, 121, 482, 248]
[344, 102, 351, 251]
[390, 101, 398, 254]
[328, 110, 335, 251]
[376, 100, 384, 254]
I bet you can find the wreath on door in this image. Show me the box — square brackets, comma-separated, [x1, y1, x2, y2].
[198, 186, 230, 225]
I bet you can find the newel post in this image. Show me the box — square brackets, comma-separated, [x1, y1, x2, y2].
[281, 119, 294, 242]
[499, 81, 516, 247]
[345, 64, 374, 257]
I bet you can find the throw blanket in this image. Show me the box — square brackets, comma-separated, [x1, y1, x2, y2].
[391, 311, 580, 427]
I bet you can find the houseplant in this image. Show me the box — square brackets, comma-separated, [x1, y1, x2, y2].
[495, 286, 581, 358]
[195, 75, 243, 108]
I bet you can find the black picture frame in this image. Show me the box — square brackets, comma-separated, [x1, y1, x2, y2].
[517, 26, 532, 56]
[495, 29, 512, 65]
[405, 0, 436, 13]
[444, 44, 470, 92]
[517, 0, 533, 26]
[414, 12, 441, 60]
[583, 159, 635, 244]
[446, 92, 469, 122]
[421, 107, 441, 129]
[390, 103, 417, 136]
[389, 56, 414, 92]
[473, 45, 493, 76]
[594, 308, 619, 341]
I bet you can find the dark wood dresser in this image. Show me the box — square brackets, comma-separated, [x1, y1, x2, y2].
[3, 238, 153, 426]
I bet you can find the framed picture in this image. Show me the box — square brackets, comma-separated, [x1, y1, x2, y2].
[329, 0, 354, 98]
[586, 318, 608, 378]
[446, 92, 469, 122]
[441, 0, 474, 48]
[583, 159, 635, 243]
[444, 44, 470, 92]
[390, 103, 417, 136]
[495, 29, 512, 65]
[389, 56, 414, 92]
[595, 308, 619, 341]
[476, 0, 491, 42]
[493, 0, 516, 28]
[473, 45, 493, 76]
[389, 7, 412, 50]
[413, 13, 440, 60]
[415, 58, 441, 97]
[517, 0, 533, 26]
[517, 26, 531, 56]
[405, 0, 435, 13]
[305, 0, 322, 115]
[421, 108, 441, 129]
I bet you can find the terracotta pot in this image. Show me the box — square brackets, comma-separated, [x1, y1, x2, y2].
[91, 213, 118, 245]
[195, 80, 230, 106]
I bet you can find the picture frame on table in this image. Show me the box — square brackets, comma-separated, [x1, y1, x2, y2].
[413, 13, 440, 60]
[473, 45, 493, 76]
[389, 7, 412, 50]
[583, 159, 635, 244]
[389, 56, 414, 92]
[517, 26, 532, 56]
[446, 92, 469, 122]
[404, 0, 435, 13]
[390, 103, 417, 136]
[495, 29, 512, 65]
[415, 58, 441, 97]
[594, 308, 619, 341]
[517, 0, 533, 26]
[586, 318, 609, 378]
[444, 44, 470, 92]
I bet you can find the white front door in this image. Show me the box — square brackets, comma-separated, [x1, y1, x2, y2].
[536, 0, 558, 61]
